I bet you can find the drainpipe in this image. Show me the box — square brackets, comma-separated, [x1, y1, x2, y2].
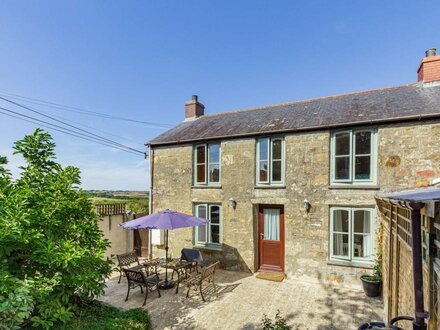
[148, 146, 154, 259]
[409, 202, 427, 330]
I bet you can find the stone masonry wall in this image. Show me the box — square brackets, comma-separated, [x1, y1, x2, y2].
[151, 119, 440, 284]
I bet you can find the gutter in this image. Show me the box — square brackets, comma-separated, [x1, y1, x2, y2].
[147, 112, 440, 147]
[148, 146, 154, 259]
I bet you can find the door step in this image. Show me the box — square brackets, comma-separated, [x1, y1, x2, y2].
[255, 272, 285, 282]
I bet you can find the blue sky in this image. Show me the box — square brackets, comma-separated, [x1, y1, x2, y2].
[0, 1, 438, 190]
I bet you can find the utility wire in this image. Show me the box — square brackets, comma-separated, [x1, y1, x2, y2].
[37, 108, 146, 146]
[0, 96, 146, 155]
[0, 107, 145, 157]
[0, 90, 173, 128]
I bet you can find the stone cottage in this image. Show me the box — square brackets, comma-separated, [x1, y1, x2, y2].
[147, 49, 440, 284]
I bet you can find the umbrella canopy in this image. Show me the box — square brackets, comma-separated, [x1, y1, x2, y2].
[120, 209, 208, 230]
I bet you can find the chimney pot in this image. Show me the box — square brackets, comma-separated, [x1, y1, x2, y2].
[425, 48, 437, 57]
[185, 95, 205, 120]
[417, 47, 440, 83]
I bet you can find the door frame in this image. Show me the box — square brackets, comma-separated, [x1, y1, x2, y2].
[258, 204, 285, 272]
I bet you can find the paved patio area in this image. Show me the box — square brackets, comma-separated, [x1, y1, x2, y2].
[100, 270, 383, 329]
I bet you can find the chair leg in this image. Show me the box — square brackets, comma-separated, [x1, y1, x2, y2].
[157, 286, 161, 298]
[140, 285, 144, 294]
[199, 283, 205, 302]
[186, 285, 191, 298]
[118, 271, 122, 284]
[125, 286, 131, 302]
[143, 287, 148, 306]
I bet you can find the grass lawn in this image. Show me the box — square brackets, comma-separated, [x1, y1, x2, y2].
[54, 300, 151, 330]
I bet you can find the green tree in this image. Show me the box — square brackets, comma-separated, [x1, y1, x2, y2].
[0, 129, 112, 329]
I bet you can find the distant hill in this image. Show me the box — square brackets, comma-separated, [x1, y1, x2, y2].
[85, 190, 149, 199]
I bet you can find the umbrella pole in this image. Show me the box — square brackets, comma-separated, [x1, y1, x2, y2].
[165, 229, 169, 283]
[159, 229, 174, 290]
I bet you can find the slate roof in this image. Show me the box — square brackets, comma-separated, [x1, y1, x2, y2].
[148, 83, 440, 146]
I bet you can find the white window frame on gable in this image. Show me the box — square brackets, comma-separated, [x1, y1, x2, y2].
[194, 204, 222, 247]
[256, 137, 285, 186]
[330, 128, 378, 186]
[329, 206, 375, 264]
[194, 143, 221, 186]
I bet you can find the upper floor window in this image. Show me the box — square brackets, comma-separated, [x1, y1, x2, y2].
[194, 143, 220, 186]
[256, 137, 285, 185]
[330, 207, 375, 263]
[194, 204, 222, 246]
[330, 129, 377, 185]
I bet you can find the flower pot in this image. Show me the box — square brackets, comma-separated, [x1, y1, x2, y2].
[360, 275, 382, 297]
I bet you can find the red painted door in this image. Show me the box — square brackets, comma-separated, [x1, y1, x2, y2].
[258, 205, 284, 272]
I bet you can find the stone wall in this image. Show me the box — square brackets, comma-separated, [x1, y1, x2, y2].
[150, 119, 440, 284]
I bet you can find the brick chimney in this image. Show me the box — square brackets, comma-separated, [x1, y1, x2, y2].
[185, 95, 205, 120]
[417, 48, 440, 83]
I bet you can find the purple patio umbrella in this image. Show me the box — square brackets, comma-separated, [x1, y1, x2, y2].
[120, 209, 208, 289]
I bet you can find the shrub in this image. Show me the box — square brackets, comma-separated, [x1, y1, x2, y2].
[261, 310, 291, 330]
[0, 129, 113, 328]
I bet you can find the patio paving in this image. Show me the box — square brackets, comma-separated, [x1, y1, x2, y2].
[100, 269, 383, 329]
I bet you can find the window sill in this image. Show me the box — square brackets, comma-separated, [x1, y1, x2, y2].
[193, 244, 223, 252]
[327, 259, 373, 269]
[254, 185, 286, 189]
[192, 185, 222, 189]
[329, 185, 380, 190]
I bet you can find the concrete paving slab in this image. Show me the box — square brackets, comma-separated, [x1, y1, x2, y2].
[100, 269, 383, 329]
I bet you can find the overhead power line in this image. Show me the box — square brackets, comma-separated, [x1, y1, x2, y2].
[0, 96, 146, 155]
[0, 90, 172, 128]
[0, 106, 146, 157]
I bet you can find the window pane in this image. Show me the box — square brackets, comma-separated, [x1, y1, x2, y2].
[210, 206, 220, 224]
[335, 133, 350, 155]
[355, 132, 371, 155]
[197, 164, 205, 183]
[272, 140, 282, 160]
[354, 234, 371, 258]
[272, 160, 282, 182]
[209, 164, 220, 182]
[335, 157, 350, 180]
[333, 210, 349, 232]
[355, 156, 370, 180]
[197, 205, 207, 243]
[263, 208, 280, 240]
[209, 144, 220, 163]
[259, 139, 268, 161]
[196, 146, 205, 164]
[333, 233, 349, 256]
[259, 161, 268, 182]
[354, 210, 371, 233]
[210, 225, 220, 243]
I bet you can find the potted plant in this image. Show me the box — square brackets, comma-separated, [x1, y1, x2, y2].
[360, 224, 383, 297]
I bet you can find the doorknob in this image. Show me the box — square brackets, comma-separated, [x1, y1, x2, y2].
[260, 233, 264, 239]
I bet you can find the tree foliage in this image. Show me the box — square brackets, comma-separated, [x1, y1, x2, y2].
[0, 129, 112, 329]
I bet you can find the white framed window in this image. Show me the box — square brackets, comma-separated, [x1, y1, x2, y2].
[329, 207, 375, 263]
[194, 143, 221, 186]
[330, 129, 377, 185]
[256, 137, 285, 185]
[194, 204, 222, 246]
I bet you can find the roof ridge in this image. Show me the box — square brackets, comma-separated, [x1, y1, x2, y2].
[203, 83, 418, 119]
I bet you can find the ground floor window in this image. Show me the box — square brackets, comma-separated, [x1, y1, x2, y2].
[194, 204, 222, 246]
[330, 206, 375, 263]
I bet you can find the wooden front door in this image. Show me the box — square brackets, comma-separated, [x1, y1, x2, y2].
[258, 205, 284, 272]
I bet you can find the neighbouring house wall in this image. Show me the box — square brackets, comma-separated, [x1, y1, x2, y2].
[98, 214, 134, 260]
[151, 119, 440, 285]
